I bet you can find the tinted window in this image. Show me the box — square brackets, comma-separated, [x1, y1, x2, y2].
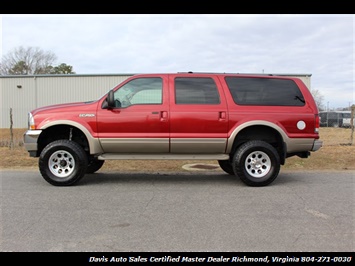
[175, 77, 220, 104]
[225, 77, 305, 106]
[114, 77, 162, 107]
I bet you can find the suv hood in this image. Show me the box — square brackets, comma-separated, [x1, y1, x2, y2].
[31, 101, 95, 115]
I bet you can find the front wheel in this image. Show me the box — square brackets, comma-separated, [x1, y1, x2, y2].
[39, 140, 88, 186]
[233, 140, 280, 187]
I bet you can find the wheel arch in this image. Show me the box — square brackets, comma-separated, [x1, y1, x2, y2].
[37, 120, 103, 157]
[227, 121, 287, 164]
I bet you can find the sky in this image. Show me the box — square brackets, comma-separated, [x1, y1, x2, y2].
[0, 14, 354, 109]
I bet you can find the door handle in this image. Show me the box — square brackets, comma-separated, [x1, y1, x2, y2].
[160, 111, 168, 122]
[219, 111, 226, 121]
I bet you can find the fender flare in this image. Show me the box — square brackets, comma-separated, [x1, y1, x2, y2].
[226, 120, 288, 153]
[40, 120, 103, 155]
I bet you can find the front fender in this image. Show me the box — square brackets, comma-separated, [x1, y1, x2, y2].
[40, 120, 103, 155]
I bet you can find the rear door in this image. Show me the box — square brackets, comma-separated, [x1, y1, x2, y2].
[168, 74, 228, 154]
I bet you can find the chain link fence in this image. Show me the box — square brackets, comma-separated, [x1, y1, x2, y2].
[319, 110, 354, 128]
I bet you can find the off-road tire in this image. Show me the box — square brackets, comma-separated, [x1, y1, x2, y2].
[39, 140, 88, 186]
[233, 140, 280, 187]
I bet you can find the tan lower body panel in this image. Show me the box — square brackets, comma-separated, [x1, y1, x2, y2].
[286, 138, 316, 153]
[99, 138, 169, 153]
[170, 138, 227, 153]
[98, 153, 229, 160]
[99, 138, 228, 154]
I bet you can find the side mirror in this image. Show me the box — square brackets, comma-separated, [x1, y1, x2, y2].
[103, 89, 121, 109]
[107, 89, 115, 108]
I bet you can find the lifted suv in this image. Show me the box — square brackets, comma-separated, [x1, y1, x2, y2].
[24, 73, 322, 186]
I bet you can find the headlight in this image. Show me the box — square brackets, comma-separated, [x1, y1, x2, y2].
[28, 112, 35, 130]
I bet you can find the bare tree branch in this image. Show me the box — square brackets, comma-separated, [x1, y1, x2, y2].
[0, 46, 58, 75]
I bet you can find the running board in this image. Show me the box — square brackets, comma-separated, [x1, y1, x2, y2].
[98, 153, 229, 160]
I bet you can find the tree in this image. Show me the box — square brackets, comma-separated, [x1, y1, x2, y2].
[310, 88, 325, 111]
[8, 60, 29, 75]
[50, 63, 76, 74]
[0, 46, 75, 75]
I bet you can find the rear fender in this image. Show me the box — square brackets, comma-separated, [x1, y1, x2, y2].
[226, 120, 288, 154]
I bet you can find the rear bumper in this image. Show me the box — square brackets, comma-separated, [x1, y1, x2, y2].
[312, 140, 323, 151]
[286, 138, 323, 153]
[23, 130, 42, 157]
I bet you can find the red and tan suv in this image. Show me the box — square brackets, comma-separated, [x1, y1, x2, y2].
[24, 73, 322, 186]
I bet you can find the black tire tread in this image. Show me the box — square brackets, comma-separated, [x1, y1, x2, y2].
[233, 140, 280, 187]
[39, 140, 88, 186]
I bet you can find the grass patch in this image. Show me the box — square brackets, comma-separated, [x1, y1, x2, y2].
[1, 127, 354, 171]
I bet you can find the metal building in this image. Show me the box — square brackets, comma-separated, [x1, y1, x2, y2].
[0, 73, 311, 128]
[0, 74, 133, 128]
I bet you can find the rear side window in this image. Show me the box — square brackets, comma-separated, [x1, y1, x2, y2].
[175, 77, 220, 104]
[225, 77, 305, 106]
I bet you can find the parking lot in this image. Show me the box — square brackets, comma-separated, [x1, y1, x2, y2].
[1, 169, 354, 252]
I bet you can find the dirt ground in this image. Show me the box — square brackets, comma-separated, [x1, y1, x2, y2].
[1, 127, 354, 171]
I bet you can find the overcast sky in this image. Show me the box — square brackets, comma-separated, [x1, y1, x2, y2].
[0, 14, 354, 109]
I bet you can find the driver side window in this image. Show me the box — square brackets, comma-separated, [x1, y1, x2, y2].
[114, 77, 163, 108]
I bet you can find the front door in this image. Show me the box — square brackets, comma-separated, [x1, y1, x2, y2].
[97, 76, 169, 153]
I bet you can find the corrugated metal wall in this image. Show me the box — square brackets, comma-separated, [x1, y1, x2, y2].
[0, 73, 311, 128]
[1, 76, 37, 128]
[0, 74, 132, 128]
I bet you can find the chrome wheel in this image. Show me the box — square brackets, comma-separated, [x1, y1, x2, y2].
[48, 150, 75, 178]
[245, 151, 271, 178]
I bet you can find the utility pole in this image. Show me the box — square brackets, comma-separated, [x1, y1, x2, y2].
[327, 101, 329, 127]
[351, 105, 355, 145]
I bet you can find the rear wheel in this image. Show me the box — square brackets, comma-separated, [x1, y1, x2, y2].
[39, 140, 88, 186]
[233, 140, 280, 187]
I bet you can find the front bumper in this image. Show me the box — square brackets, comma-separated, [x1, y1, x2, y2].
[23, 130, 42, 157]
